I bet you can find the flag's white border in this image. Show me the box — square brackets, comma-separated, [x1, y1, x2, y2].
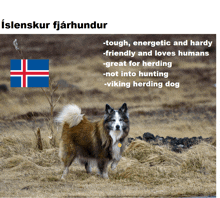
[10, 59, 49, 87]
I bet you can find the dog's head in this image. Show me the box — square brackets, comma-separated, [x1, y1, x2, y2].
[104, 103, 129, 143]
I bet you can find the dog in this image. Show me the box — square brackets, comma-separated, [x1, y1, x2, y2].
[56, 103, 129, 179]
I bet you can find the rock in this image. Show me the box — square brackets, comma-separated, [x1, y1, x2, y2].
[56, 79, 75, 89]
[204, 137, 213, 143]
[176, 138, 184, 145]
[128, 133, 210, 153]
[165, 136, 176, 142]
[164, 136, 178, 146]
[143, 132, 155, 142]
[198, 136, 203, 140]
[172, 146, 183, 153]
[135, 136, 143, 140]
[0, 84, 8, 92]
[182, 138, 190, 147]
[21, 186, 31, 190]
[155, 135, 164, 142]
[128, 137, 134, 143]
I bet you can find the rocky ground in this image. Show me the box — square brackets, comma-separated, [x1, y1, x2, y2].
[129, 132, 214, 153]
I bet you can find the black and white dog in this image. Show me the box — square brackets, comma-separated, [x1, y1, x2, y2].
[56, 103, 130, 179]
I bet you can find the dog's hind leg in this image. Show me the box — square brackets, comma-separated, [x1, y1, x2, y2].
[85, 162, 92, 173]
[78, 158, 92, 173]
[61, 152, 75, 180]
[61, 167, 69, 180]
[59, 141, 76, 180]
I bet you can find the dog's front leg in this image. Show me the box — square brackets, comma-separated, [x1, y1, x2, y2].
[111, 158, 121, 170]
[97, 159, 109, 179]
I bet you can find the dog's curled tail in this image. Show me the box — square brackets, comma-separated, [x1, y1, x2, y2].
[56, 104, 84, 127]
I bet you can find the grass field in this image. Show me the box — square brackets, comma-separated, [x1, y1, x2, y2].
[0, 34, 216, 197]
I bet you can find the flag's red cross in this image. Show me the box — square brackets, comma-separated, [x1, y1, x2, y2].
[10, 59, 49, 87]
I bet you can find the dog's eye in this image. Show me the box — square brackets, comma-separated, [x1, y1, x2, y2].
[119, 119, 124, 121]
[112, 119, 116, 122]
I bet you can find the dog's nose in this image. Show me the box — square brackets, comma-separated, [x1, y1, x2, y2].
[116, 125, 120, 130]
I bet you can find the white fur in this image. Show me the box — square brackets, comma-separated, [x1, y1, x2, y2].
[56, 104, 84, 127]
[110, 142, 122, 170]
[112, 111, 121, 130]
[108, 110, 124, 170]
[109, 130, 123, 145]
[109, 111, 123, 144]
[112, 142, 121, 161]
[61, 167, 69, 180]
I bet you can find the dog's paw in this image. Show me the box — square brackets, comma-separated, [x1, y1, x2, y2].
[111, 163, 117, 170]
[102, 172, 109, 179]
[97, 171, 109, 179]
[61, 176, 66, 181]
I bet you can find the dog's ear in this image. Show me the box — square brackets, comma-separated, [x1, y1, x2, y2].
[105, 104, 114, 114]
[119, 103, 128, 114]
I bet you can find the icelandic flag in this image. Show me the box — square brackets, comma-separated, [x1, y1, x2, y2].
[10, 59, 49, 87]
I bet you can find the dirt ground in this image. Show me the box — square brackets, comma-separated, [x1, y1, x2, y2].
[0, 34, 216, 197]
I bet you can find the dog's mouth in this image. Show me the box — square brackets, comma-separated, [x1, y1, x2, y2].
[111, 129, 121, 133]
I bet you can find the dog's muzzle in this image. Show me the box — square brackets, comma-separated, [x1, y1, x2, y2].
[116, 125, 120, 130]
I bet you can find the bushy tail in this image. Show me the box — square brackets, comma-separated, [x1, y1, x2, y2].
[56, 104, 84, 127]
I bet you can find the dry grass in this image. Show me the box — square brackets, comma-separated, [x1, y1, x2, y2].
[0, 131, 216, 197]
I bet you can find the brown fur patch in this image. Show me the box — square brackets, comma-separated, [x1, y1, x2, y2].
[59, 116, 112, 167]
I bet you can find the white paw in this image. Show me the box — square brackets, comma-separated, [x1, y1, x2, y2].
[102, 172, 109, 179]
[111, 162, 117, 170]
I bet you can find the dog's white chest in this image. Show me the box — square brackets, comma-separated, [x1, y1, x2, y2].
[109, 130, 123, 145]
[112, 142, 121, 160]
